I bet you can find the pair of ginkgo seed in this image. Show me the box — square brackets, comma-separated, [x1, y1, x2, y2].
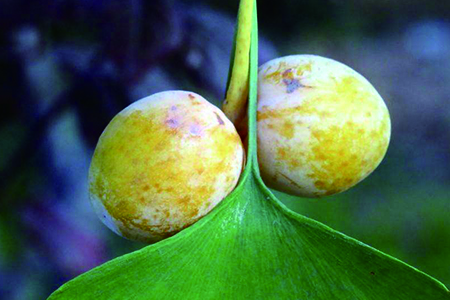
[89, 55, 391, 243]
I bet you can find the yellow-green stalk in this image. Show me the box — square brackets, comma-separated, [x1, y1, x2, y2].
[222, 0, 253, 125]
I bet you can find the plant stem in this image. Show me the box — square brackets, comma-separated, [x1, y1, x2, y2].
[222, 0, 253, 125]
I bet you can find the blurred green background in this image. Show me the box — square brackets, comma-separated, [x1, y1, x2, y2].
[0, 0, 449, 299]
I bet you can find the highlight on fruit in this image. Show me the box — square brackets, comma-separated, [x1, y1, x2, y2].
[89, 91, 244, 243]
[257, 54, 391, 198]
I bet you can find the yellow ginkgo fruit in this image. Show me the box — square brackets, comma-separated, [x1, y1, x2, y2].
[89, 91, 244, 242]
[257, 55, 391, 198]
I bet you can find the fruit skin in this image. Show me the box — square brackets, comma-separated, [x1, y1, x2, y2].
[89, 91, 244, 242]
[257, 55, 391, 198]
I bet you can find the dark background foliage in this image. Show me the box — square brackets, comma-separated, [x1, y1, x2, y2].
[0, 0, 449, 299]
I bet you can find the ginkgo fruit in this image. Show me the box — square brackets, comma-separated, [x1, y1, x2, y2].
[89, 91, 244, 242]
[257, 55, 391, 198]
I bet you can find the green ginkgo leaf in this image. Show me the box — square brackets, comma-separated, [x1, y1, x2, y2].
[48, 1, 450, 299]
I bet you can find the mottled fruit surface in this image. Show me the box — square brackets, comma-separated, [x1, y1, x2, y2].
[89, 91, 244, 242]
[257, 55, 391, 198]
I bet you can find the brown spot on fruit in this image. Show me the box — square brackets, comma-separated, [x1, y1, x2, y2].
[282, 68, 294, 78]
[277, 171, 304, 191]
[214, 112, 225, 125]
[291, 159, 300, 168]
[281, 121, 295, 139]
[314, 180, 326, 189]
[166, 118, 179, 128]
[276, 147, 288, 160]
[280, 69, 305, 94]
[189, 207, 199, 218]
[178, 196, 191, 205]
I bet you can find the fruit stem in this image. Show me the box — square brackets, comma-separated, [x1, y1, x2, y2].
[222, 0, 254, 125]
